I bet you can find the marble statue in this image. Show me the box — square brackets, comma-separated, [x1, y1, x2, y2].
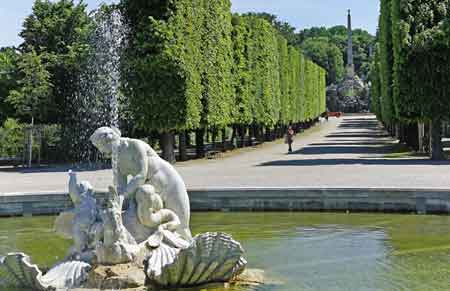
[94, 186, 141, 265]
[0, 126, 247, 290]
[68, 170, 101, 257]
[90, 126, 192, 240]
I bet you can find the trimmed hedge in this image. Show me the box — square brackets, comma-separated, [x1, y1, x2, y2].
[378, 0, 396, 124]
[121, 0, 326, 134]
[373, 0, 450, 159]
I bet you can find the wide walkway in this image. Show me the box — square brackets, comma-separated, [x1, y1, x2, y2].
[1, 114, 450, 194]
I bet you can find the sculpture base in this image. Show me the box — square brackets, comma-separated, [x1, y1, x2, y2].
[76, 267, 274, 290]
[84, 263, 146, 290]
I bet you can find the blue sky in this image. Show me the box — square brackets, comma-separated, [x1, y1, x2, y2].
[0, 0, 380, 48]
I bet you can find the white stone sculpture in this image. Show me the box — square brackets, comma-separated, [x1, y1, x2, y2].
[54, 171, 102, 262]
[146, 232, 247, 287]
[68, 170, 101, 257]
[95, 186, 140, 265]
[90, 126, 192, 240]
[0, 253, 90, 290]
[0, 126, 248, 290]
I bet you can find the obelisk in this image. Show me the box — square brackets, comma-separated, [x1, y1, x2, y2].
[346, 9, 355, 77]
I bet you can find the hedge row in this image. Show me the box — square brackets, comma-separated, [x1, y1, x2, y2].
[120, 0, 326, 135]
[371, 0, 450, 159]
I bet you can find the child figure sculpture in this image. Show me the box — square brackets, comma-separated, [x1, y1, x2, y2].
[135, 185, 189, 249]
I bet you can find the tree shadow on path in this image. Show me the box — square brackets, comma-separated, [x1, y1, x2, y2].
[258, 158, 450, 167]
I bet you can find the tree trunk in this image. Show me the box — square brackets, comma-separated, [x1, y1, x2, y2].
[418, 122, 425, 153]
[160, 132, 176, 163]
[394, 123, 401, 141]
[259, 125, 265, 143]
[430, 118, 445, 160]
[211, 129, 218, 150]
[246, 126, 253, 146]
[221, 128, 227, 151]
[27, 118, 34, 168]
[195, 128, 206, 158]
[399, 123, 407, 144]
[230, 125, 237, 149]
[238, 125, 246, 148]
[186, 131, 191, 147]
[249, 125, 256, 146]
[405, 122, 419, 151]
[178, 132, 188, 161]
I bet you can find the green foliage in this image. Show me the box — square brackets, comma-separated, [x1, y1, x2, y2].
[245, 16, 281, 127]
[0, 47, 19, 124]
[301, 37, 345, 85]
[200, 0, 234, 129]
[287, 47, 304, 122]
[120, 0, 327, 134]
[298, 26, 376, 80]
[369, 44, 382, 119]
[278, 35, 291, 124]
[0, 118, 24, 158]
[391, 0, 450, 122]
[231, 15, 253, 125]
[242, 12, 298, 46]
[379, 0, 396, 124]
[20, 0, 92, 125]
[7, 50, 52, 123]
[231, 14, 326, 126]
[121, 0, 206, 132]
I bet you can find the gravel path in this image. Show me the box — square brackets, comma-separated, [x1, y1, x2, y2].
[1, 114, 450, 194]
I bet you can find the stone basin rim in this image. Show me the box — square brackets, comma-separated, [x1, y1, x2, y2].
[2, 186, 450, 196]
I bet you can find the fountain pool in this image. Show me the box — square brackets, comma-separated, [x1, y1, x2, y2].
[1, 212, 449, 291]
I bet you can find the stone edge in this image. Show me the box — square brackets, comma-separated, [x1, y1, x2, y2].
[1, 187, 449, 216]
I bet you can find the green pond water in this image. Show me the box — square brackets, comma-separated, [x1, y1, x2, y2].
[1, 212, 449, 291]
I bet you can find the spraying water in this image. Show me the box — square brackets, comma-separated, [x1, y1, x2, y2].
[69, 5, 127, 163]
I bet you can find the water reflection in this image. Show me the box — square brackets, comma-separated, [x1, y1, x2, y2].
[242, 226, 392, 291]
[1, 213, 449, 290]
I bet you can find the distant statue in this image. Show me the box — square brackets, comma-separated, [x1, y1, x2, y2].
[90, 127, 192, 240]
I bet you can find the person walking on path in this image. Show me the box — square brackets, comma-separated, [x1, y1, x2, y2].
[285, 126, 295, 153]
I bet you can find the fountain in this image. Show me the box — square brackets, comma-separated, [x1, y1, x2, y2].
[0, 127, 250, 290]
[65, 6, 127, 162]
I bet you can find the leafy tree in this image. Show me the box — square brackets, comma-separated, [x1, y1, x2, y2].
[0, 47, 19, 124]
[20, 0, 93, 161]
[301, 37, 344, 85]
[390, 0, 450, 159]
[245, 16, 281, 127]
[243, 12, 298, 46]
[231, 15, 253, 126]
[298, 26, 376, 80]
[120, 0, 205, 162]
[200, 0, 234, 130]
[0, 118, 24, 158]
[120, 1, 327, 161]
[287, 46, 303, 122]
[378, 0, 396, 124]
[277, 35, 291, 124]
[369, 44, 382, 119]
[7, 50, 52, 123]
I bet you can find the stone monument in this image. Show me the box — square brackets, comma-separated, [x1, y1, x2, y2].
[0, 127, 249, 290]
[327, 9, 370, 113]
[346, 9, 355, 78]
